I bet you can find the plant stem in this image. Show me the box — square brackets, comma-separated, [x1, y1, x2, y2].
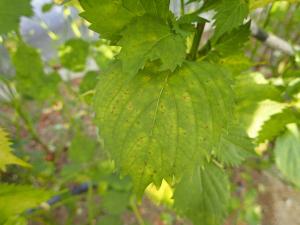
[130, 197, 145, 225]
[189, 22, 205, 60]
[180, 0, 185, 16]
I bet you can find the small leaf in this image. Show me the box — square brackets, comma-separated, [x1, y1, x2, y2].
[257, 108, 298, 143]
[101, 190, 130, 215]
[0, 127, 30, 171]
[214, 0, 249, 39]
[119, 15, 186, 74]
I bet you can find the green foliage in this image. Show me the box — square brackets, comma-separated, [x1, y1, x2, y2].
[0, 184, 51, 224]
[94, 61, 251, 194]
[0, 127, 30, 171]
[119, 15, 186, 74]
[214, 0, 249, 39]
[174, 164, 230, 225]
[0, 0, 33, 34]
[257, 108, 298, 143]
[274, 124, 300, 187]
[12, 43, 60, 100]
[59, 39, 89, 72]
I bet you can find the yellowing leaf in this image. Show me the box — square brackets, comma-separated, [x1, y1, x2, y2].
[0, 128, 30, 171]
[94, 61, 242, 194]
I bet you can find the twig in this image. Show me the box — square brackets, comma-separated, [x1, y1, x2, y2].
[251, 22, 295, 56]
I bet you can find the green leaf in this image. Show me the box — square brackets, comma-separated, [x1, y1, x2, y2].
[174, 164, 230, 225]
[0, 184, 51, 224]
[215, 125, 254, 166]
[12, 43, 60, 101]
[214, 0, 249, 39]
[212, 23, 250, 57]
[59, 39, 89, 72]
[79, 0, 144, 41]
[119, 15, 186, 74]
[257, 108, 298, 143]
[79, 0, 171, 41]
[0, 127, 30, 171]
[0, 0, 33, 34]
[274, 124, 300, 187]
[94, 61, 237, 194]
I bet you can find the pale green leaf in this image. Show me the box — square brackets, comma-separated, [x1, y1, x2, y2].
[119, 15, 186, 75]
[257, 108, 298, 143]
[0, 0, 33, 34]
[0, 127, 30, 171]
[94, 61, 236, 194]
[174, 164, 230, 225]
[274, 124, 300, 187]
[0, 184, 51, 224]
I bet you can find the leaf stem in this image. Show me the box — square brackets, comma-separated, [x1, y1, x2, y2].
[130, 197, 145, 225]
[189, 22, 205, 60]
[180, 0, 185, 16]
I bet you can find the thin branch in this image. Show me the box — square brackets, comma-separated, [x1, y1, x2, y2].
[251, 22, 295, 56]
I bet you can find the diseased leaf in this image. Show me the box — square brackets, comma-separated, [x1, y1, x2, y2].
[0, 0, 33, 34]
[257, 108, 298, 143]
[94, 61, 244, 194]
[174, 164, 230, 225]
[214, 0, 249, 39]
[0, 184, 51, 224]
[119, 15, 186, 74]
[274, 124, 300, 187]
[0, 127, 30, 171]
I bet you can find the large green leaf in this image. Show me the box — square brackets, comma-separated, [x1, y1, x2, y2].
[94, 61, 239, 194]
[0, 0, 33, 34]
[274, 124, 300, 187]
[0, 184, 51, 224]
[119, 15, 186, 75]
[0, 127, 30, 171]
[173, 164, 230, 225]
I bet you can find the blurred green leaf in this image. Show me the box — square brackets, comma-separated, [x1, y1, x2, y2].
[59, 39, 89, 72]
[274, 124, 300, 187]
